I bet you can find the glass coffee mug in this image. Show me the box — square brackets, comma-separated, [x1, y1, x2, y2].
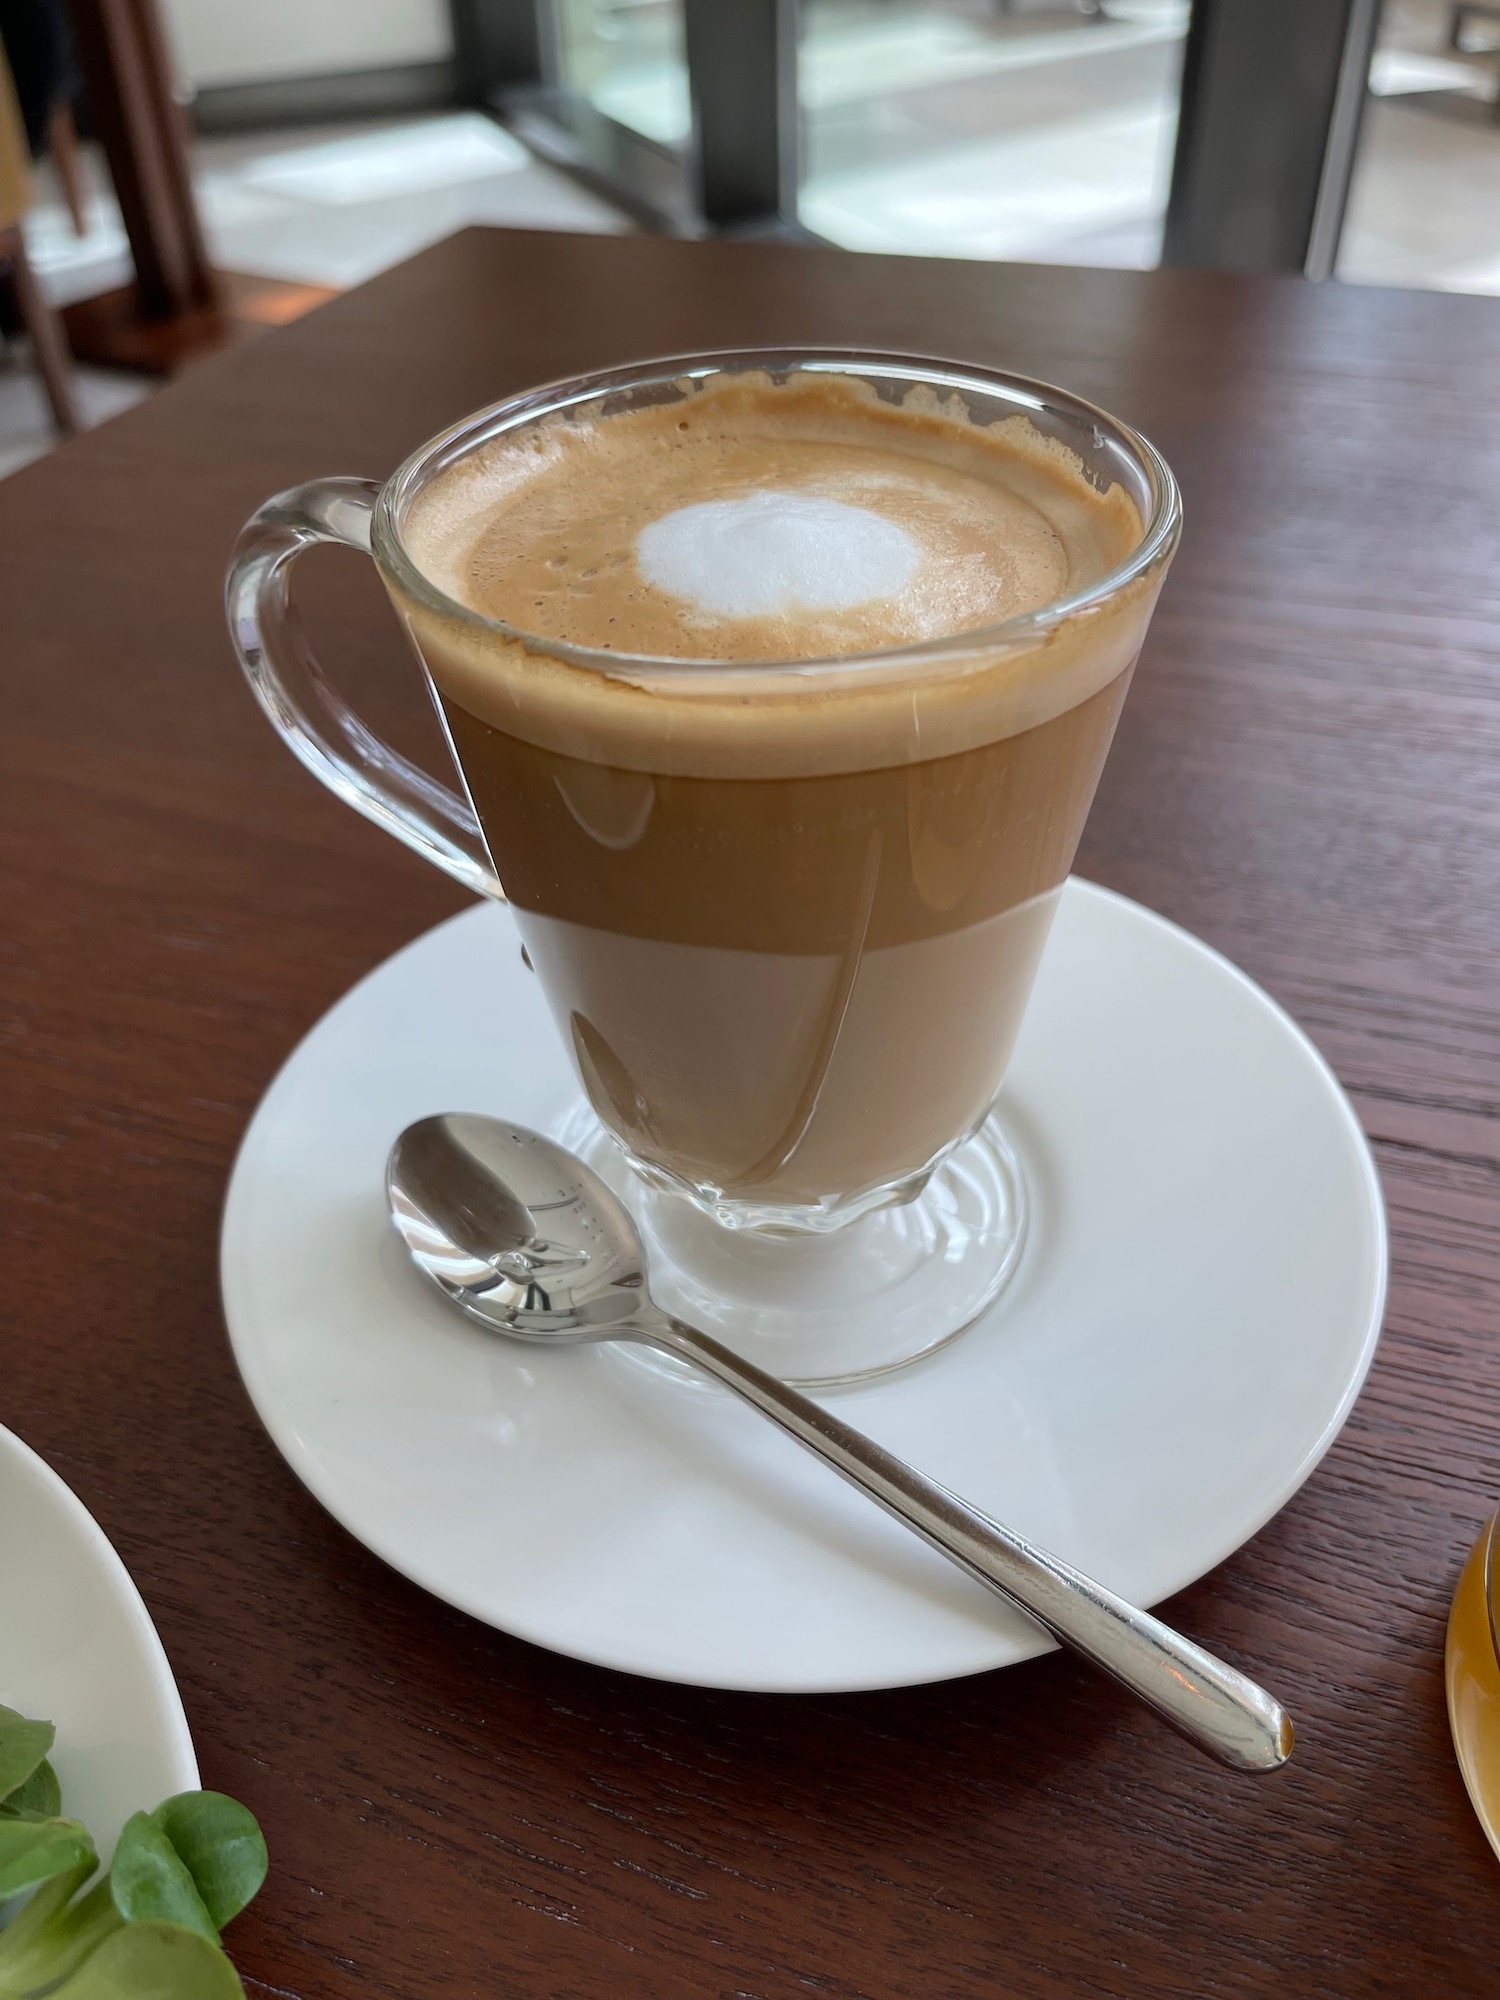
[227, 350, 1180, 1383]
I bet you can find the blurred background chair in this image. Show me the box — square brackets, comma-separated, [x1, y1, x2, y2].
[0, 38, 76, 432]
[0, 0, 88, 231]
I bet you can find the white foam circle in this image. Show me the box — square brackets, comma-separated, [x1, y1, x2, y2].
[635, 491, 920, 619]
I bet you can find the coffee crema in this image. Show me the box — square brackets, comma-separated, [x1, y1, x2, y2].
[388, 369, 1163, 1211]
[407, 371, 1136, 662]
[398, 372, 1149, 780]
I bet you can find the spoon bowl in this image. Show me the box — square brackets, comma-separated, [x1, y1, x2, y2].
[389, 1114, 653, 1337]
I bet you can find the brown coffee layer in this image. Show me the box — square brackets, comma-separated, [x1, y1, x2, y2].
[442, 666, 1130, 954]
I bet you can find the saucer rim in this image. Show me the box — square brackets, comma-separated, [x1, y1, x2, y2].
[0, 1423, 200, 1852]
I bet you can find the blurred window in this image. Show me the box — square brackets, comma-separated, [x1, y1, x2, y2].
[1339, 0, 1500, 293]
[798, 0, 1187, 267]
[551, 0, 690, 145]
[467, 0, 1477, 289]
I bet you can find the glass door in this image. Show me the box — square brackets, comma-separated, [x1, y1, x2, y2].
[1338, 0, 1500, 293]
[551, 0, 691, 146]
[797, 0, 1188, 266]
[459, 0, 1405, 283]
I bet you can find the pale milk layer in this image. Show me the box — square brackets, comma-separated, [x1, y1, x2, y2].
[394, 371, 1156, 778]
[517, 890, 1061, 1204]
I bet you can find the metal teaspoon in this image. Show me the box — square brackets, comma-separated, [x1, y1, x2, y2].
[386, 1113, 1294, 1773]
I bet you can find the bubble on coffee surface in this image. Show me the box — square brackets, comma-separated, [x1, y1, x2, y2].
[635, 492, 921, 621]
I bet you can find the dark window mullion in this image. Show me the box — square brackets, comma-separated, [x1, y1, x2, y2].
[1163, 0, 1380, 275]
[683, 0, 799, 229]
[454, 0, 806, 237]
[448, 0, 544, 103]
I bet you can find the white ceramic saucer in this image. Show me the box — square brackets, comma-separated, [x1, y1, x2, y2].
[0, 1425, 198, 1858]
[221, 880, 1387, 1694]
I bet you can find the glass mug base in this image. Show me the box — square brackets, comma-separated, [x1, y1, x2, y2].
[553, 1099, 1029, 1386]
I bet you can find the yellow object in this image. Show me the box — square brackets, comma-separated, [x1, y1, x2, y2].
[0, 54, 30, 230]
[1446, 1512, 1500, 1859]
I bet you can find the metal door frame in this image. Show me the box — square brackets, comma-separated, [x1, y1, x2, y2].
[450, 0, 801, 232]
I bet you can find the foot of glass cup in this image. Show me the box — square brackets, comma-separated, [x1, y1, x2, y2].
[552, 1101, 1029, 1385]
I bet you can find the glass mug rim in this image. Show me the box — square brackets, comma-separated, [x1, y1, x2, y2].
[370, 344, 1182, 682]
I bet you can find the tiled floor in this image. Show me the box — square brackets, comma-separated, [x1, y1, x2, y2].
[0, 113, 629, 480]
[0, 351, 152, 479]
[26, 110, 626, 307]
[799, 0, 1184, 264]
[1340, 0, 1500, 288]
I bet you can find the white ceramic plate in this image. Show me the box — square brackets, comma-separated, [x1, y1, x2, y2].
[0, 1425, 198, 1857]
[221, 880, 1387, 1694]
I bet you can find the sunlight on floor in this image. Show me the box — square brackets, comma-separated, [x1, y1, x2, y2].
[802, 103, 1174, 263]
[0, 111, 630, 478]
[28, 110, 626, 305]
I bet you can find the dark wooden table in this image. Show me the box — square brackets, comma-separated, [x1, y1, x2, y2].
[5, 227, 1500, 1998]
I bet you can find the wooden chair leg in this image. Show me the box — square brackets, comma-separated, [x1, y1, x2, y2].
[48, 104, 89, 237]
[1, 224, 80, 435]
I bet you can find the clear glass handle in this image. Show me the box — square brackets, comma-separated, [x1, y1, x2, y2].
[226, 475, 502, 900]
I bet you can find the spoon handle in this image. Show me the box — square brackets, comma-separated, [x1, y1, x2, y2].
[647, 1318, 1292, 1773]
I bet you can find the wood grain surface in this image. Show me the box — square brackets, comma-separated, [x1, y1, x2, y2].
[4, 229, 1500, 1998]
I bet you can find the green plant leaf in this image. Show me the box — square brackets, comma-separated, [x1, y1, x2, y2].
[0, 1709, 55, 1805]
[110, 1814, 217, 1942]
[0, 1814, 95, 1897]
[148, 1796, 268, 1933]
[0, 1757, 61, 1820]
[48, 1919, 244, 2000]
[0, 1867, 113, 1994]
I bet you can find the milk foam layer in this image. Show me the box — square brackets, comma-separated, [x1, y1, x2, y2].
[394, 371, 1159, 777]
[635, 493, 921, 620]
